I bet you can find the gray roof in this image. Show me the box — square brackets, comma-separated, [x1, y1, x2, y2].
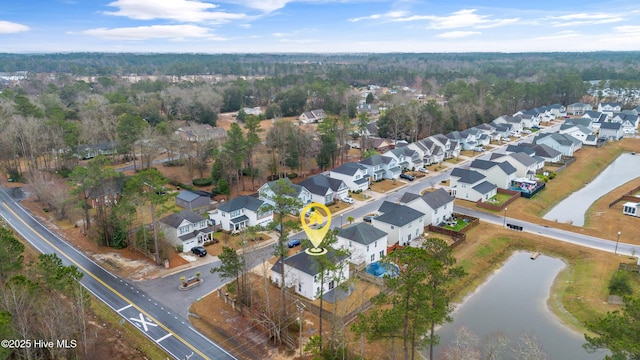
[399, 192, 421, 204]
[565, 118, 592, 128]
[263, 177, 307, 197]
[359, 154, 393, 166]
[299, 174, 345, 196]
[160, 210, 206, 228]
[218, 195, 264, 213]
[505, 145, 535, 156]
[469, 159, 516, 175]
[600, 122, 622, 130]
[271, 250, 348, 276]
[376, 201, 424, 227]
[338, 223, 387, 245]
[422, 188, 454, 209]
[176, 190, 206, 203]
[472, 181, 497, 194]
[331, 162, 367, 176]
[451, 168, 486, 184]
[509, 152, 537, 167]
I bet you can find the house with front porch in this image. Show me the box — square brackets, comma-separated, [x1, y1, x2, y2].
[160, 210, 213, 253]
[493, 115, 525, 133]
[298, 174, 348, 205]
[446, 130, 478, 151]
[407, 138, 444, 165]
[430, 134, 461, 159]
[359, 154, 401, 181]
[469, 159, 517, 189]
[259, 178, 312, 215]
[208, 195, 273, 232]
[372, 201, 425, 246]
[399, 188, 454, 227]
[611, 113, 639, 134]
[385, 147, 422, 170]
[337, 223, 388, 265]
[567, 102, 593, 116]
[328, 162, 370, 192]
[270, 250, 350, 301]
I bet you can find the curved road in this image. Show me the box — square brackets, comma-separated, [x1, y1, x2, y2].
[0, 187, 236, 360]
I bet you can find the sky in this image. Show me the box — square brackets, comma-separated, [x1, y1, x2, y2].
[2, 0, 640, 53]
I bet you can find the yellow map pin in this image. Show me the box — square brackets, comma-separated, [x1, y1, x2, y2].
[300, 202, 331, 256]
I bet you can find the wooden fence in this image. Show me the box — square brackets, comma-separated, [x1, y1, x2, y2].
[477, 188, 520, 211]
[609, 184, 640, 208]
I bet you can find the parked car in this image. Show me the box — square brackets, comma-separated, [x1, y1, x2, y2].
[341, 196, 355, 204]
[191, 246, 207, 257]
[472, 147, 484, 152]
[418, 167, 429, 173]
[531, 125, 540, 130]
[363, 214, 378, 223]
[287, 238, 301, 248]
[399, 173, 414, 181]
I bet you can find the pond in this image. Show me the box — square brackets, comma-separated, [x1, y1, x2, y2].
[430, 252, 607, 360]
[543, 152, 640, 226]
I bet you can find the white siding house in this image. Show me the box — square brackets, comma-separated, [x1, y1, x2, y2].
[208, 196, 273, 232]
[328, 162, 370, 192]
[159, 210, 213, 252]
[337, 223, 388, 265]
[372, 202, 425, 246]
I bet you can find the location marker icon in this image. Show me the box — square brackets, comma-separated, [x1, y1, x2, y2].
[300, 202, 331, 256]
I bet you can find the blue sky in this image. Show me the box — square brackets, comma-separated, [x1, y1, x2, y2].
[2, 0, 640, 53]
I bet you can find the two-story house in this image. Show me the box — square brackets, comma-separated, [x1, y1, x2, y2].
[518, 143, 562, 163]
[298, 109, 326, 124]
[533, 132, 581, 156]
[468, 159, 517, 189]
[599, 122, 624, 141]
[372, 201, 425, 246]
[298, 174, 349, 205]
[160, 210, 212, 253]
[270, 250, 349, 300]
[337, 223, 388, 265]
[385, 147, 422, 171]
[597, 102, 621, 119]
[399, 188, 454, 227]
[328, 162, 370, 192]
[208, 195, 273, 232]
[259, 178, 312, 215]
[449, 168, 497, 202]
[611, 113, 639, 134]
[567, 102, 593, 116]
[359, 154, 401, 181]
[559, 123, 595, 143]
[492, 152, 539, 179]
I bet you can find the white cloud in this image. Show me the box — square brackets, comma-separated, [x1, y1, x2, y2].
[104, 0, 247, 23]
[533, 30, 582, 41]
[237, 0, 291, 12]
[437, 31, 481, 39]
[78, 24, 224, 41]
[0, 20, 29, 34]
[615, 25, 640, 34]
[349, 10, 409, 22]
[549, 12, 624, 27]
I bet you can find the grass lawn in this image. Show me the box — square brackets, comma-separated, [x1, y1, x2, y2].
[350, 191, 373, 201]
[427, 163, 449, 172]
[486, 192, 512, 207]
[445, 157, 464, 165]
[369, 179, 404, 193]
[443, 218, 471, 231]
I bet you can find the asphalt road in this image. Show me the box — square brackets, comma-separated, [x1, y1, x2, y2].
[0, 187, 236, 360]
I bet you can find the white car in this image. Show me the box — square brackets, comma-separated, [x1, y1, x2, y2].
[418, 167, 429, 173]
[341, 197, 355, 204]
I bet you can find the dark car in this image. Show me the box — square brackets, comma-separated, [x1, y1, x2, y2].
[363, 214, 377, 223]
[399, 173, 414, 181]
[287, 239, 301, 248]
[191, 246, 207, 257]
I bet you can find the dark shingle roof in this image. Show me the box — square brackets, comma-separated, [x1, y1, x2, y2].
[359, 154, 393, 166]
[271, 250, 348, 276]
[218, 195, 264, 212]
[375, 201, 424, 227]
[509, 152, 537, 167]
[176, 190, 205, 202]
[298, 174, 345, 196]
[399, 192, 421, 204]
[331, 162, 367, 176]
[422, 188, 454, 209]
[338, 223, 387, 245]
[472, 181, 497, 194]
[600, 122, 622, 130]
[450, 168, 485, 184]
[160, 210, 206, 228]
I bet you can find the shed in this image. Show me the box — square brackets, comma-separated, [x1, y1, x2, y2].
[175, 190, 211, 211]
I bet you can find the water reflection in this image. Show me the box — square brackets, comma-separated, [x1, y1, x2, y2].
[543, 153, 640, 226]
[432, 252, 606, 360]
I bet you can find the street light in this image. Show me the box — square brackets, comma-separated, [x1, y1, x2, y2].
[340, 214, 344, 228]
[615, 231, 621, 254]
[503, 207, 508, 228]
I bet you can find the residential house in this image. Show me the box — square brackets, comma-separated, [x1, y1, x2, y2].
[449, 168, 497, 202]
[175, 124, 226, 142]
[597, 102, 621, 119]
[242, 107, 262, 116]
[208, 195, 273, 232]
[567, 102, 593, 116]
[159, 210, 213, 253]
[365, 138, 395, 153]
[622, 202, 640, 217]
[533, 132, 582, 156]
[490, 122, 513, 140]
[493, 115, 524, 132]
[446, 130, 478, 151]
[359, 154, 401, 181]
[175, 190, 211, 212]
[372, 201, 424, 246]
[518, 143, 563, 163]
[431, 134, 461, 159]
[258, 178, 312, 215]
[328, 162, 369, 192]
[598, 122, 624, 141]
[270, 250, 350, 300]
[559, 123, 595, 143]
[73, 142, 118, 160]
[399, 188, 454, 227]
[566, 117, 595, 130]
[407, 138, 444, 165]
[87, 176, 126, 209]
[611, 113, 639, 134]
[494, 152, 539, 179]
[582, 111, 608, 126]
[337, 223, 388, 265]
[474, 123, 500, 141]
[468, 159, 517, 189]
[548, 103, 567, 118]
[385, 147, 423, 170]
[298, 109, 326, 124]
[298, 174, 348, 205]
